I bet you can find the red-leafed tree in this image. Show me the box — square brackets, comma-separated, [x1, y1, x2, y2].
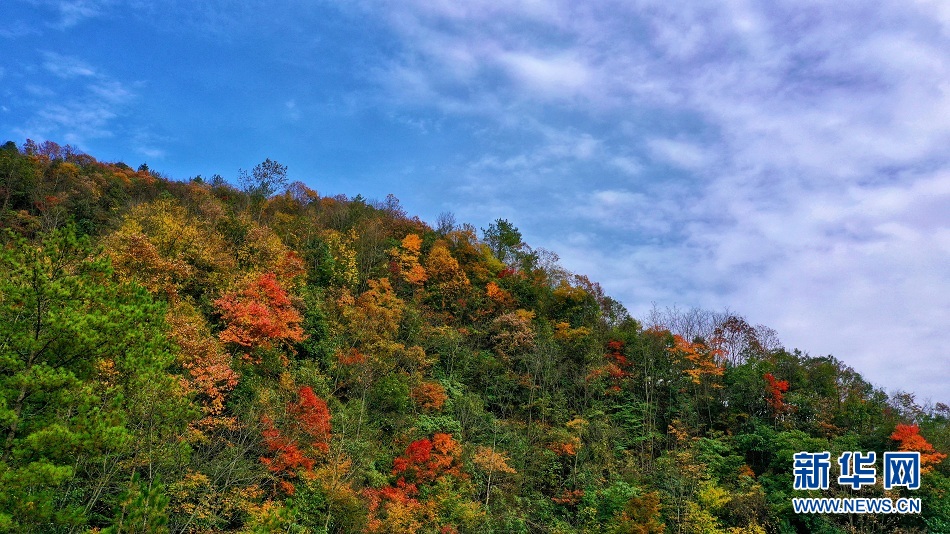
[215, 272, 306, 360]
[391, 433, 464, 492]
[364, 433, 467, 532]
[588, 340, 633, 394]
[260, 416, 314, 495]
[290, 386, 333, 453]
[891, 423, 947, 474]
[260, 386, 332, 494]
[764, 373, 790, 415]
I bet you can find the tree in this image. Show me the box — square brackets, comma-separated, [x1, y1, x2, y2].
[613, 491, 665, 533]
[390, 233, 428, 288]
[214, 272, 306, 361]
[424, 242, 471, 312]
[240, 158, 288, 199]
[260, 386, 332, 495]
[411, 381, 448, 412]
[0, 226, 191, 530]
[0, 143, 39, 218]
[482, 219, 523, 264]
[669, 335, 724, 385]
[711, 316, 764, 366]
[103, 473, 170, 534]
[165, 300, 239, 432]
[472, 446, 516, 506]
[102, 198, 237, 300]
[891, 424, 947, 474]
[391, 433, 464, 488]
[436, 211, 456, 235]
[587, 340, 634, 394]
[240, 158, 289, 220]
[763, 373, 791, 417]
[364, 433, 469, 533]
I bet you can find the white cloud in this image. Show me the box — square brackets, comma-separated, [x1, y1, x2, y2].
[499, 51, 591, 98]
[285, 99, 300, 122]
[0, 20, 40, 38]
[22, 100, 118, 143]
[42, 52, 96, 78]
[55, 0, 106, 28]
[14, 51, 139, 151]
[609, 156, 642, 176]
[89, 80, 134, 103]
[646, 138, 716, 171]
[136, 146, 165, 159]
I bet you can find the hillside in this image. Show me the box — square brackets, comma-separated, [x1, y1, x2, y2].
[0, 140, 947, 533]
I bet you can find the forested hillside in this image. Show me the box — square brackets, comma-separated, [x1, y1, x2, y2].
[0, 140, 947, 533]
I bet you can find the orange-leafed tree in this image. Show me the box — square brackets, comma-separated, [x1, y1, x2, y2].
[472, 446, 516, 506]
[668, 335, 725, 430]
[390, 233, 428, 288]
[485, 281, 514, 311]
[411, 381, 448, 412]
[424, 242, 471, 311]
[166, 301, 239, 432]
[669, 335, 725, 385]
[215, 272, 306, 361]
[891, 424, 947, 474]
[444, 225, 494, 285]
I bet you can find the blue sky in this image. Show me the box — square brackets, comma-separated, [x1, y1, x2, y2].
[3, 0, 948, 403]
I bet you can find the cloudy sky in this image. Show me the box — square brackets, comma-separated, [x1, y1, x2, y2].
[3, 0, 948, 403]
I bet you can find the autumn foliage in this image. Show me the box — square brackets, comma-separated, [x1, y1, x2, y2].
[587, 340, 633, 393]
[891, 423, 947, 474]
[764, 373, 790, 415]
[391, 433, 464, 489]
[289, 386, 333, 453]
[365, 433, 466, 533]
[411, 381, 448, 412]
[166, 302, 239, 430]
[485, 281, 513, 309]
[547, 436, 582, 457]
[391, 233, 428, 286]
[472, 446, 516, 476]
[215, 271, 306, 352]
[260, 386, 332, 494]
[2, 143, 947, 533]
[668, 335, 724, 385]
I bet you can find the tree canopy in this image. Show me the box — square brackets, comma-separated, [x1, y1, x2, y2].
[0, 140, 945, 533]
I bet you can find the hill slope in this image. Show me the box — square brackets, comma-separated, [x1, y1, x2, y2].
[0, 140, 947, 533]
